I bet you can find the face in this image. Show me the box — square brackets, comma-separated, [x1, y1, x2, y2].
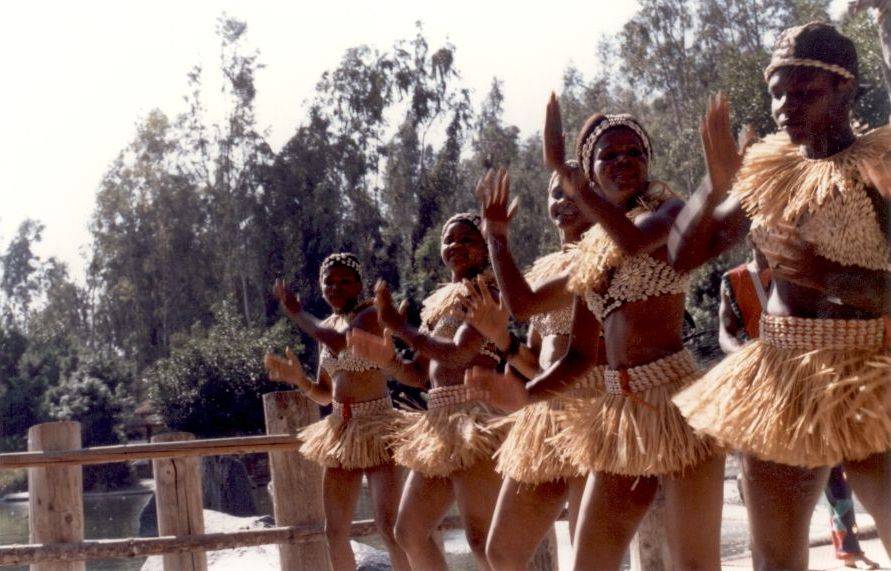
[321, 265, 363, 312]
[591, 127, 649, 206]
[769, 66, 853, 145]
[440, 221, 488, 277]
[547, 172, 585, 233]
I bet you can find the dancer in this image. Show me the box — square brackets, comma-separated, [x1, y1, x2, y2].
[459, 162, 606, 570]
[467, 97, 723, 571]
[263, 253, 411, 571]
[346, 213, 505, 571]
[669, 22, 891, 569]
[720, 248, 881, 570]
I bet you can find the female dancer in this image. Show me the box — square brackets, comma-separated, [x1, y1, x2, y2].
[263, 252, 411, 571]
[467, 97, 723, 570]
[669, 22, 890, 568]
[457, 162, 606, 570]
[346, 213, 505, 571]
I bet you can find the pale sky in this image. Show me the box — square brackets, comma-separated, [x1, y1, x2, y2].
[0, 0, 849, 283]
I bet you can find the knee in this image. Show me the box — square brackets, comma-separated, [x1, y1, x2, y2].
[463, 523, 489, 557]
[374, 512, 399, 546]
[486, 535, 525, 569]
[324, 519, 350, 545]
[394, 515, 429, 552]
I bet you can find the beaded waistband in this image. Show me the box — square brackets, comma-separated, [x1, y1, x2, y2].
[332, 395, 393, 420]
[760, 314, 887, 351]
[565, 366, 605, 398]
[603, 350, 698, 395]
[427, 385, 485, 410]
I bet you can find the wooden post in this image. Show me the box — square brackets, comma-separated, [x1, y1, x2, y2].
[630, 485, 673, 571]
[263, 391, 329, 571]
[28, 421, 85, 571]
[152, 432, 207, 571]
[529, 527, 559, 571]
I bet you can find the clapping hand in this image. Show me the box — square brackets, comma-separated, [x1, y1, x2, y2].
[373, 280, 409, 333]
[264, 347, 307, 385]
[273, 278, 303, 319]
[464, 365, 529, 413]
[345, 328, 398, 369]
[475, 168, 518, 238]
[460, 275, 510, 350]
[700, 93, 749, 201]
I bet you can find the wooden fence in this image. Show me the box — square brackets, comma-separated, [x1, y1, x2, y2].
[0, 390, 572, 571]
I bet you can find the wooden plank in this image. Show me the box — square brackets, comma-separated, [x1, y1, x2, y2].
[27, 421, 85, 571]
[0, 526, 323, 566]
[263, 391, 330, 571]
[0, 435, 300, 469]
[152, 433, 207, 571]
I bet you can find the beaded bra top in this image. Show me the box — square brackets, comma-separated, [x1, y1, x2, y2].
[319, 302, 379, 376]
[524, 247, 578, 337]
[733, 127, 891, 272]
[567, 184, 690, 322]
[420, 272, 501, 362]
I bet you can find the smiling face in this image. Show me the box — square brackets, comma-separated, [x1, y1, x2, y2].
[547, 171, 587, 235]
[440, 220, 488, 279]
[591, 127, 649, 207]
[321, 264, 363, 312]
[768, 66, 853, 145]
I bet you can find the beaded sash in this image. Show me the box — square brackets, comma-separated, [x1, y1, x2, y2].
[603, 350, 698, 395]
[427, 385, 486, 410]
[760, 314, 888, 351]
[332, 395, 393, 420]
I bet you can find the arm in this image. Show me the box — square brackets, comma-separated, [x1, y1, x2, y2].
[718, 275, 746, 354]
[477, 169, 573, 319]
[273, 279, 346, 353]
[669, 94, 753, 272]
[264, 348, 333, 406]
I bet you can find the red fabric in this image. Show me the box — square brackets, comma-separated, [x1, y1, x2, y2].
[726, 265, 772, 340]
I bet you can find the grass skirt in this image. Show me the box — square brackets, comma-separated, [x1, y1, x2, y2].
[392, 385, 507, 478]
[299, 396, 404, 470]
[675, 315, 891, 467]
[555, 350, 717, 476]
[495, 368, 604, 484]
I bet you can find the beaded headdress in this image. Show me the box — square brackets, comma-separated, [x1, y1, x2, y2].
[578, 115, 652, 183]
[319, 252, 363, 284]
[441, 212, 483, 240]
[763, 22, 858, 83]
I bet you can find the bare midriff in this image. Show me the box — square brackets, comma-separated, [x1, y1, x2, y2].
[601, 292, 686, 369]
[330, 368, 392, 403]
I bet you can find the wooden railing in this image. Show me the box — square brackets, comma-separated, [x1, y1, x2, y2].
[0, 390, 561, 571]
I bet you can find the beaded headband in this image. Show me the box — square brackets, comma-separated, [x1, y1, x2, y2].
[441, 212, 482, 240]
[579, 115, 652, 183]
[319, 252, 363, 284]
[763, 58, 856, 83]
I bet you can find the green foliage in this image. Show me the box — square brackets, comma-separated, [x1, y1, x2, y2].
[146, 301, 298, 438]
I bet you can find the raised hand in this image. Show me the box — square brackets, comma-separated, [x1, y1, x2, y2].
[700, 93, 745, 201]
[373, 280, 408, 332]
[543, 92, 567, 171]
[273, 278, 303, 319]
[461, 275, 510, 350]
[264, 347, 307, 386]
[345, 328, 398, 368]
[476, 168, 519, 237]
[464, 366, 529, 413]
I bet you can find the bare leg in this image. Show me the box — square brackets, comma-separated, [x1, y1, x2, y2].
[572, 471, 659, 571]
[452, 457, 503, 571]
[486, 477, 568, 570]
[566, 474, 587, 543]
[394, 470, 454, 571]
[662, 453, 725, 571]
[324, 467, 364, 571]
[844, 450, 891, 556]
[742, 454, 829, 571]
[366, 463, 411, 571]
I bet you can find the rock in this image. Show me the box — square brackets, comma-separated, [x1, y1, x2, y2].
[354, 541, 392, 571]
[202, 456, 257, 516]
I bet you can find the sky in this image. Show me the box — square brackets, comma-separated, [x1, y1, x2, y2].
[0, 0, 849, 283]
